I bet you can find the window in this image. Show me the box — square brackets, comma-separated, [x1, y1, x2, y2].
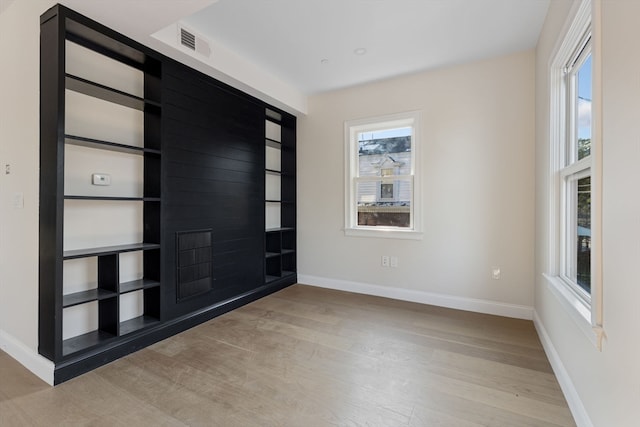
[547, 0, 603, 349]
[561, 33, 592, 301]
[344, 111, 422, 239]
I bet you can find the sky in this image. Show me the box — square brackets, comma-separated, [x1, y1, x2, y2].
[358, 127, 411, 142]
[577, 55, 592, 140]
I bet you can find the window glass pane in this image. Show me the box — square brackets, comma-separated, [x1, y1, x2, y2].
[576, 176, 591, 292]
[576, 54, 592, 160]
[356, 179, 411, 227]
[358, 127, 411, 177]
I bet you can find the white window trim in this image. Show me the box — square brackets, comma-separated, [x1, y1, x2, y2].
[547, 0, 603, 350]
[344, 111, 423, 240]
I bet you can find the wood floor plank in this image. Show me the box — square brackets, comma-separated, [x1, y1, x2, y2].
[0, 284, 576, 426]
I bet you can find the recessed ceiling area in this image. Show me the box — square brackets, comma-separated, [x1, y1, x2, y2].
[181, 0, 551, 94]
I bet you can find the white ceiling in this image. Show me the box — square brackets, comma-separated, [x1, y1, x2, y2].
[182, 0, 551, 94]
[11, 0, 550, 111]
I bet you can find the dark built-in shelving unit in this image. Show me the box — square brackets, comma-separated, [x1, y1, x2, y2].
[39, 5, 162, 372]
[39, 5, 297, 384]
[264, 110, 297, 284]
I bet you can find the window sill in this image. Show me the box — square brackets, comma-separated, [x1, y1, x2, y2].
[344, 227, 423, 240]
[543, 273, 603, 350]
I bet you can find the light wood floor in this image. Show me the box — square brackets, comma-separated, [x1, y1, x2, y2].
[0, 284, 575, 426]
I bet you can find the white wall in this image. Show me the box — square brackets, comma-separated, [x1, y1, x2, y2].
[298, 51, 536, 318]
[0, 0, 57, 382]
[534, 1, 640, 426]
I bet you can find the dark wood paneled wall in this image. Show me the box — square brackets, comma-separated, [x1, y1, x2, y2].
[161, 61, 266, 319]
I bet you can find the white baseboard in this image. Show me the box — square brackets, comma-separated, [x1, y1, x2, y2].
[0, 329, 54, 386]
[533, 311, 593, 427]
[297, 274, 533, 320]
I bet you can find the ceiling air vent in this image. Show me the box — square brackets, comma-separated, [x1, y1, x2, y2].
[180, 28, 196, 51]
[178, 26, 212, 58]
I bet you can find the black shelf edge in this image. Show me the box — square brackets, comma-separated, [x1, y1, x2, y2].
[62, 288, 118, 308]
[281, 249, 295, 255]
[265, 138, 281, 149]
[265, 252, 280, 259]
[265, 168, 282, 175]
[65, 135, 160, 156]
[119, 278, 160, 294]
[265, 227, 295, 233]
[119, 315, 160, 336]
[65, 74, 161, 110]
[282, 270, 296, 278]
[64, 195, 160, 202]
[265, 200, 294, 204]
[63, 243, 161, 259]
[62, 330, 116, 357]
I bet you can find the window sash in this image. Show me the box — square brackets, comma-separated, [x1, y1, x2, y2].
[560, 163, 591, 304]
[345, 111, 420, 236]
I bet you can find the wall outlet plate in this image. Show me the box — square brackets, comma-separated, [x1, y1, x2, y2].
[92, 173, 111, 186]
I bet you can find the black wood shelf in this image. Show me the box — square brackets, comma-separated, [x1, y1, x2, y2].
[281, 249, 295, 255]
[62, 330, 116, 356]
[265, 138, 281, 149]
[65, 74, 161, 110]
[120, 315, 160, 336]
[265, 271, 296, 284]
[265, 200, 295, 204]
[265, 275, 280, 284]
[265, 168, 281, 175]
[64, 195, 161, 202]
[119, 278, 160, 294]
[65, 135, 161, 156]
[265, 252, 279, 259]
[63, 243, 160, 260]
[62, 288, 118, 308]
[266, 227, 295, 233]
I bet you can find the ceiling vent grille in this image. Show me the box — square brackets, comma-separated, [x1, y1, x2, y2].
[178, 26, 212, 58]
[180, 28, 196, 51]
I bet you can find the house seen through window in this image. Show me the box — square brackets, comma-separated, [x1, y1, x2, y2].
[345, 111, 420, 239]
[357, 127, 412, 227]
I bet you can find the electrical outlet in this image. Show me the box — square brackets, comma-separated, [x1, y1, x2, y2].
[492, 267, 501, 280]
[381, 255, 390, 267]
[390, 256, 398, 268]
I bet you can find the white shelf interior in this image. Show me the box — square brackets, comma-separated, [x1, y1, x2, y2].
[66, 40, 144, 98]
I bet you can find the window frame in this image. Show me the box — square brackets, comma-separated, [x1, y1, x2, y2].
[545, 0, 603, 349]
[344, 111, 422, 240]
